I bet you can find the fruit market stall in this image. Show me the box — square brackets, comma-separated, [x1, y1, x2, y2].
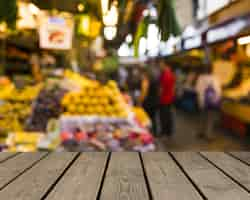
[210, 39, 250, 138]
[0, 70, 155, 152]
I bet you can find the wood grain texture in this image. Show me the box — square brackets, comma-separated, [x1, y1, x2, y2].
[230, 152, 250, 165]
[172, 152, 250, 200]
[0, 153, 46, 189]
[100, 152, 149, 200]
[201, 152, 250, 191]
[142, 152, 203, 200]
[0, 153, 77, 200]
[0, 153, 18, 162]
[46, 153, 108, 200]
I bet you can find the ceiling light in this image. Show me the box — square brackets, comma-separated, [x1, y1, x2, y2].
[143, 9, 149, 17]
[103, 3, 118, 26]
[101, 0, 109, 14]
[104, 26, 117, 40]
[126, 34, 133, 43]
[0, 22, 7, 33]
[77, 4, 85, 12]
[238, 35, 250, 45]
[28, 3, 40, 15]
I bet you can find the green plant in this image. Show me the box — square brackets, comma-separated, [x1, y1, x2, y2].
[0, 0, 18, 29]
[133, 16, 150, 57]
[102, 55, 119, 74]
[157, 0, 181, 41]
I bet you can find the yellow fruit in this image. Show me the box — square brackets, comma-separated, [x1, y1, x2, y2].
[78, 106, 85, 114]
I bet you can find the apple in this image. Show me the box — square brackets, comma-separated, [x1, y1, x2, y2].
[74, 132, 88, 142]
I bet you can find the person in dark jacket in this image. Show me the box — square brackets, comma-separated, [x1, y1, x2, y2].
[139, 62, 160, 136]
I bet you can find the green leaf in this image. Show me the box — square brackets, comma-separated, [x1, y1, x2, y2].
[102, 56, 119, 74]
[157, 0, 181, 41]
[0, 0, 18, 29]
[133, 16, 150, 57]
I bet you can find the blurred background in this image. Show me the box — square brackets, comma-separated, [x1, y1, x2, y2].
[0, 0, 250, 152]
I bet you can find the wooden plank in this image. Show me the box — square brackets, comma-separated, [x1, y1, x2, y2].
[100, 152, 149, 200]
[201, 152, 250, 191]
[230, 152, 250, 165]
[142, 153, 203, 200]
[46, 153, 108, 200]
[0, 153, 18, 163]
[0, 153, 77, 200]
[172, 152, 250, 200]
[0, 153, 47, 189]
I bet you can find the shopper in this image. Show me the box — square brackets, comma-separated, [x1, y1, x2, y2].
[180, 72, 199, 112]
[30, 53, 43, 83]
[195, 66, 222, 140]
[40, 51, 56, 68]
[159, 60, 176, 137]
[128, 66, 142, 105]
[140, 64, 160, 135]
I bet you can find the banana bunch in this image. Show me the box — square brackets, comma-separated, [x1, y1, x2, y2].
[9, 84, 43, 102]
[0, 117, 23, 133]
[0, 84, 15, 100]
[0, 102, 31, 119]
[0, 84, 43, 102]
[0, 101, 32, 133]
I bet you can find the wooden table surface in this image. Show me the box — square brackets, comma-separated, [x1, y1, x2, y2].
[0, 152, 249, 200]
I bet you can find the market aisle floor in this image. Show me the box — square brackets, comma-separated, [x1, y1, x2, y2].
[155, 110, 250, 151]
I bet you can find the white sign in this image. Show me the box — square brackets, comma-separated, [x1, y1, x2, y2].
[207, 20, 246, 44]
[39, 16, 74, 50]
[184, 36, 202, 50]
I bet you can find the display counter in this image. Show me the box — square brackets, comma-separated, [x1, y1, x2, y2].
[221, 100, 250, 137]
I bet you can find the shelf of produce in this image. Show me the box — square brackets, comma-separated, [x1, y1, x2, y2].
[222, 101, 250, 123]
[221, 101, 250, 137]
[0, 71, 154, 152]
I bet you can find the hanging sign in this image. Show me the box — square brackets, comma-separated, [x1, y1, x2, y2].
[206, 14, 250, 44]
[175, 38, 182, 53]
[39, 15, 74, 50]
[183, 36, 202, 50]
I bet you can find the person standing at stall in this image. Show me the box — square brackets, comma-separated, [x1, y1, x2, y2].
[30, 53, 43, 83]
[139, 63, 160, 136]
[159, 60, 176, 137]
[195, 66, 222, 140]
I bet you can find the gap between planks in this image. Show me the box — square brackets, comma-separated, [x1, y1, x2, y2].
[172, 152, 250, 200]
[0, 153, 20, 164]
[227, 152, 250, 166]
[199, 152, 250, 193]
[0, 152, 49, 191]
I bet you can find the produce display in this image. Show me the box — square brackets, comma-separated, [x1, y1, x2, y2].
[213, 60, 237, 87]
[0, 83, 43, 133]
[3, 85, 43, 101]
[27, 84, 67, 132]
[62, 80, 130, 118]
[0, 78, 15, 100]
[60, 116, 155, 152]
[132, 107, 151, 127]
[223, 79, 250, 100]
[7, 132, 44, 152]
[0, 71, 154, 152]
[222, 101, 250, 124]
[0, 102, 31, 132]
[63, 70, 98, 90]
